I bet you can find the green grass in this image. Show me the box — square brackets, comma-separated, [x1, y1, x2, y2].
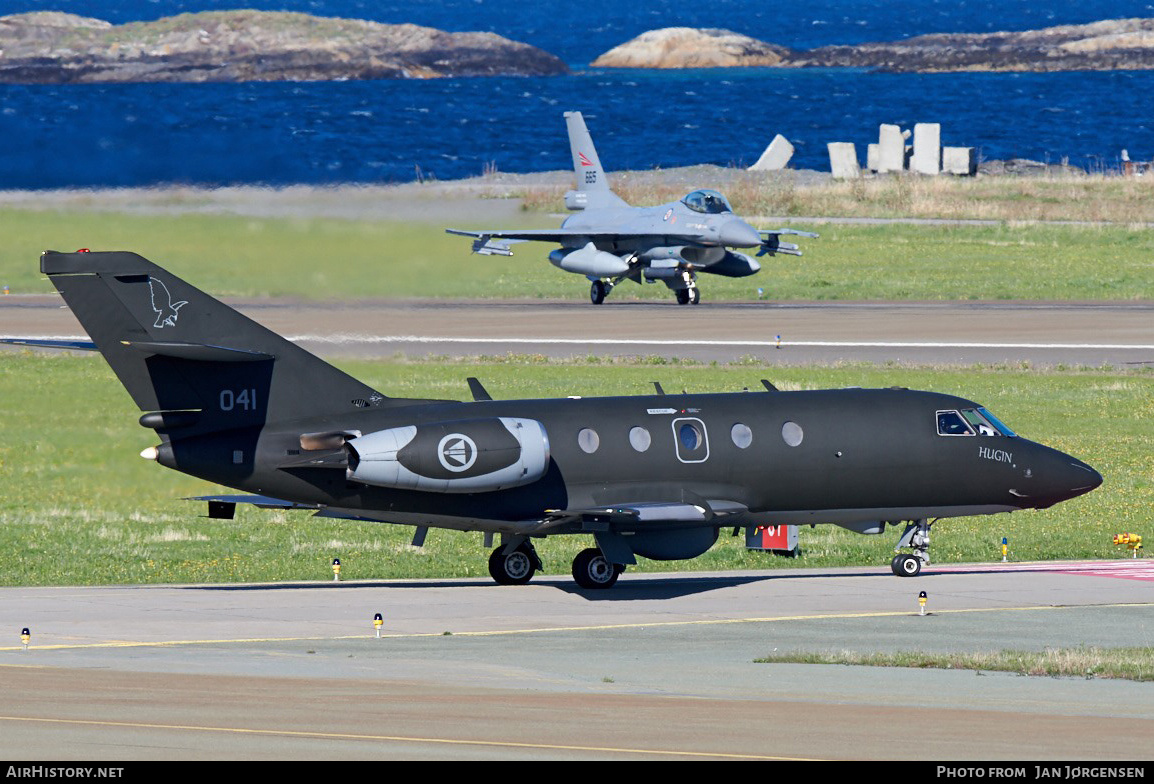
[1, 352, 1149, 586]
[754, 647, 1154, 681]
[1, 208, 1151, 301]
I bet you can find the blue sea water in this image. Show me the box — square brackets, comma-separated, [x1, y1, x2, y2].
[2, 0, 1153, 187]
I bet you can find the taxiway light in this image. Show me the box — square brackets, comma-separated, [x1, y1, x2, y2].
[332, 558, 341, 581]
[1002, 537, 1008, 562]
[775, 334, 782, 349]
[21, 627, 29, 650]
[918, 591, 927, 616]
[374, 613, 383, 639]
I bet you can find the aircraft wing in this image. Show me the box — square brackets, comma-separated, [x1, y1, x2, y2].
[756, 228, 820, 257]
[536, 498, 748, 532]
[446, 228, 657, 256]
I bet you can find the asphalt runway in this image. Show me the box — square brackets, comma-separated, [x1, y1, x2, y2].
[4, 295, 1154, 367]
[2, 562, 1153, 760]
[3, 293, 1152, 761]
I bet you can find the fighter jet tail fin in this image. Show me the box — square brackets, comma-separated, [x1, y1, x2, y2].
[563, 111, 628, 210]
[39, 250, 389, 425]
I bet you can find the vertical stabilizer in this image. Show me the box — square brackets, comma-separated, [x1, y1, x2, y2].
[40, 250, 388, 427]
[563, 111, 628, 210]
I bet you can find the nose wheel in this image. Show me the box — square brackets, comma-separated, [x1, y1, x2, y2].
[675, 286, 700, 305]
[891, 519, 932, 577]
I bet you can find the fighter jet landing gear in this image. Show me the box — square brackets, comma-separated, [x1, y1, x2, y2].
[572, 547, 625, 589]
[590, 279, 611, 305]
[673, 270, 700, 305]
[489, 540, 543, 585]
[891, 519, 932, 577]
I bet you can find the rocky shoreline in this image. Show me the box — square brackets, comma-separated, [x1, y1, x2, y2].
[0, 10, 568, 83]
[594, 19, 1154, 72]
[2, 11, 1152, 83]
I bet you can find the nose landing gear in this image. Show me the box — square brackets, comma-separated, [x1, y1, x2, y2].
[891, 519, 932, 577]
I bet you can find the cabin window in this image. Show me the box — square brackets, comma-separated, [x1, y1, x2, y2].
[730, 423, 753, 449]
[936, 410, 975, 436]
[781, 421, 803, 447]
[577, 427, 600, 454]
[682, 189, 733, 215]
[629, 426, 651, 452]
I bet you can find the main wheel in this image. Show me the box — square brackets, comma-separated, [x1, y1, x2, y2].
[675, 289, 690, 305]
[489, 545, 536, 585]
[891, 553, 922, 577]
[688, 287, 700, 305]
[572, 547, 620, 589]
[590, 280, 607, 305]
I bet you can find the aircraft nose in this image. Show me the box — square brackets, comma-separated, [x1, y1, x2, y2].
[717, 219, 762, 248]
[1018, 446, 1102, 508]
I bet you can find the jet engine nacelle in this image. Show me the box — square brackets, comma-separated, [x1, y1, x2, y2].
[549, 244, 630, 277]
[705, 251, 761, 278]
[346, 417, 550, 494]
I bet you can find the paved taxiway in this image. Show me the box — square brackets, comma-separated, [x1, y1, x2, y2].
[4, 295, 1153, 366]
[3, 562, 1152, 760]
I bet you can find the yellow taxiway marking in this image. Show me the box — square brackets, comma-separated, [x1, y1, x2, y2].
[2, 602, 1151, 652]
[0, 715, 814, 760]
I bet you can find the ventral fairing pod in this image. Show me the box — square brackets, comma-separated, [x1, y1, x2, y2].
[346, 417, 550, 493]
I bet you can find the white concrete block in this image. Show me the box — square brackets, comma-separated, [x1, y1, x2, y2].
[943, 146, 977, 176]
[877, 124, 905, 173]
[912, 123, 942, 175]
[867, 143, 879, 172]
[828, 142, 860, 179]
[749, 134, 794, 171]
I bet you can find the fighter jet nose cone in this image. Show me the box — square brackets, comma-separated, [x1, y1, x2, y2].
[718, 219, 762, 248]
[1068, 460, 1103, 496]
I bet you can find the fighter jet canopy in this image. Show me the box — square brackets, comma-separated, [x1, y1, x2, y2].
[682, 189, 733, 215]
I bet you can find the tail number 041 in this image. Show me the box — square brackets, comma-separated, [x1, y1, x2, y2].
[220, 388, 257, 412]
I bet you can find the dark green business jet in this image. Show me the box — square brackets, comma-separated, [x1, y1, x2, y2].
[447, 111, 817, 306]
[21, 250, 1101, 588]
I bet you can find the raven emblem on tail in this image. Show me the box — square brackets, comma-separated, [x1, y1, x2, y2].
[148, 277, 188, 328]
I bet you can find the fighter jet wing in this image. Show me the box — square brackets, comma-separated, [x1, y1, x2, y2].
[536, 499, 748, 532]
[756, 228, 820, 257]
[445, 228, 658, 256]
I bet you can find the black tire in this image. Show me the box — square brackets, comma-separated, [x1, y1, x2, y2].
[675, 289, 690, 305]
[590, 280, 607, 305]
[572, 547, 620, 589]
[489, 545, 536, 585]
[689, 287, 700, 305]
[891, 554, 922, 577]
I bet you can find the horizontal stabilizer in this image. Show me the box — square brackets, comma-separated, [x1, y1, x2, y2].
[0, 338, 97, 351]
[119, 340, 273, 362]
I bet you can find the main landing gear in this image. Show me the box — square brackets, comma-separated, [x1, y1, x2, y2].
[590, 279, 611, 305]
[487, 540, 626, 589]
[891, 519, 932, 577]
[674, 286, 700, 305]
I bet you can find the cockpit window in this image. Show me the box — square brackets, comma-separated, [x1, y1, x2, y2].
[976, 407, 1017, 437]
[936, 410, 975, 436]
[938, 408, 1017, 437]
[682, 189, 733, 215]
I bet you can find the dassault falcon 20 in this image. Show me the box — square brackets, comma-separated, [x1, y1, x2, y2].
[14, 250, 1101, 588]
[447, 111, 817, 305]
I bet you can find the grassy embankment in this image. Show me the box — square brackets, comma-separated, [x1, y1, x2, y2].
[0, 353, 1148, 586]
[0, 185, 1151, 301]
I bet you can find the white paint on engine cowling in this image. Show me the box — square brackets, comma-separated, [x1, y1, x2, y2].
[346, 417, 550, 494]
[548, 242, 629, 277]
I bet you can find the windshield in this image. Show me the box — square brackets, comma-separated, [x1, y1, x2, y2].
[937, 408, 1017, 437]
[682, 189, 733, 215]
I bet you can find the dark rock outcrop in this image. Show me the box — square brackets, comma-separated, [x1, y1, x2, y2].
[0, 10, 569, 83]
[791, 18, 1154, 72]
